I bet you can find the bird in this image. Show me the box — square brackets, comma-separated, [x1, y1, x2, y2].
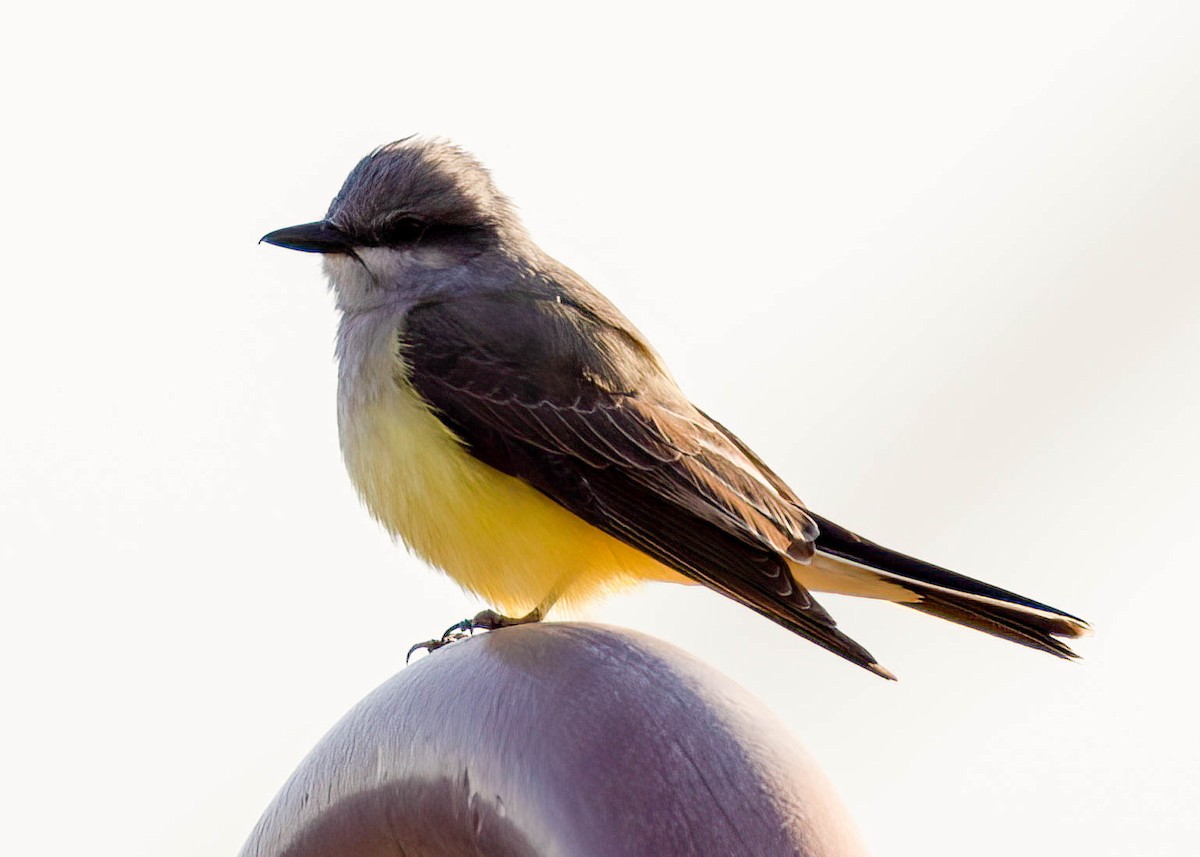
[261, 137, 1090, 679]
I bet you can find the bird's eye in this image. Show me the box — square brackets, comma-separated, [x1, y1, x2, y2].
[377, 215, 427, 245]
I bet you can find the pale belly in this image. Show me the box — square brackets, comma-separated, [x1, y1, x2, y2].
[339, 377, 688, 615]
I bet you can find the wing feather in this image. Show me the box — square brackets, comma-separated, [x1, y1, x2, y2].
[400, 290, 883, 673]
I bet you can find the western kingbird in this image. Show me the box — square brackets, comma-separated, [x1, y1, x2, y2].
[262, 138, 1090, 678]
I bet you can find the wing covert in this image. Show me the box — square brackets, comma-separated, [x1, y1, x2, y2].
[399, 289, 880, 671]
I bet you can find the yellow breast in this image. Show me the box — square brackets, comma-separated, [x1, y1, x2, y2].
[339, 370, 685, 615]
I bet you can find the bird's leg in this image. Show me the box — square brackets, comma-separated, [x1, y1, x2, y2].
[406, 590, 560, 662]
[445, 606, 544, 637]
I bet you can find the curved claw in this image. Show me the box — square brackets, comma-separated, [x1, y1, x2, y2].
[408, 623, 476, 663]
[406, 638, 446, 663]
[441, 619, 475, 640]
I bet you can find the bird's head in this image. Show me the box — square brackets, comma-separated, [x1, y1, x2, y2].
[262, 137, 521, 310]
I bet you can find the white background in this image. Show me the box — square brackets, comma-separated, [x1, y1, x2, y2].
[3, 2, 1198, 855]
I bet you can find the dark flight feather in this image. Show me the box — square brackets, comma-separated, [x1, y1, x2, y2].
[809, 513, 1089, 657]
[699, 408, 1090, 657]
[400, 282, 890, 676]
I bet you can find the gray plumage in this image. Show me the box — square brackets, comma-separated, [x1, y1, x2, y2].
[262, 138, 1091, 678]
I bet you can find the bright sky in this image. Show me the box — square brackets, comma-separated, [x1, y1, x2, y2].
[3, 2, 1198, 855]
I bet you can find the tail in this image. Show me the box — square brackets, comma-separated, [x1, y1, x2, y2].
[807, 513, 1092, 659]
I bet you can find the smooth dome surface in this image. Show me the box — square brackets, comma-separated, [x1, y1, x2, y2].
[239, 623, 867, 857]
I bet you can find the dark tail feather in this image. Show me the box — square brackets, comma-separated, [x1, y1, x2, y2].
[900, 588, 1081, 659]
[810, 513, 1091, 659]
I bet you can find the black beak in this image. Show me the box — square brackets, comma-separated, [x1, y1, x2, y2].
[260, 220, 354, 254]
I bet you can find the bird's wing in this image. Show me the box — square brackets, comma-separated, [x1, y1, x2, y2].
[401, 289, 886, 675]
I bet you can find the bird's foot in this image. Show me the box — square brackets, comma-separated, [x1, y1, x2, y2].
[405, 627, 472, 662]
[450, 607, 544, 635]
[406, 607, 543, 662]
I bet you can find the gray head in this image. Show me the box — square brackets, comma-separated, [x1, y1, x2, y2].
[262, 138, 523, 309]
[326, 137, 516, 235]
